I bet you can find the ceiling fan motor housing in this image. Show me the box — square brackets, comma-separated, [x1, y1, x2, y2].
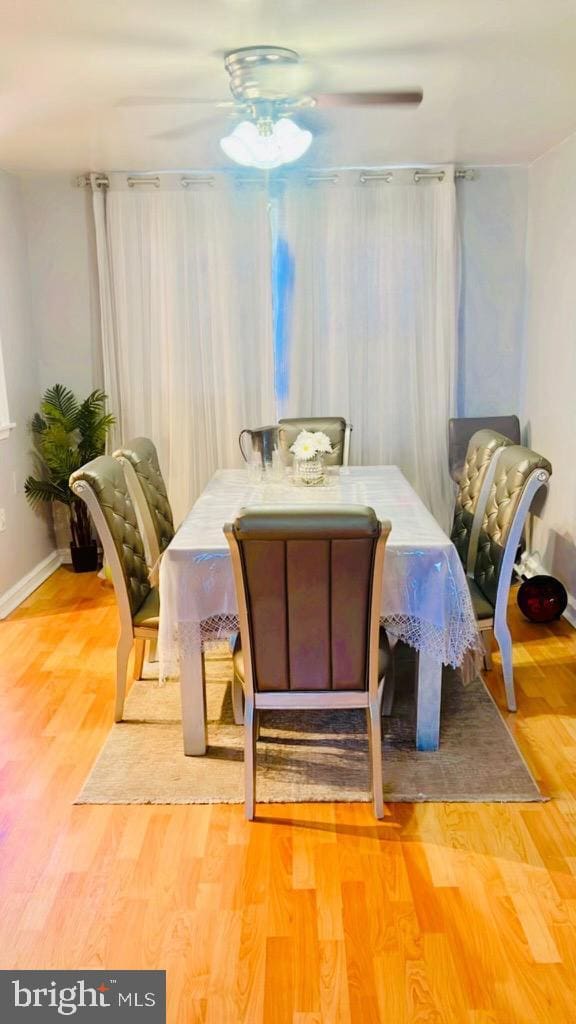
[224, 46, 301, 102]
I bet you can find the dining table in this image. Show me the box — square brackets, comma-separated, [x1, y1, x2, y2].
[158, 465, 480, 756]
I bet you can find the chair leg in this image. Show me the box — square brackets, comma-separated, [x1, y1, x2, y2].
[244, 699, 257, 820]
[231, 668, 244, 725]
[481, 628, 493, 671]
[367, 700, 385, 820]
[148, 637, 158, 663]
[133, 638, 146, 680]
[494, 619, 516, 712]
[115, 631, 133, 722]
[381, 656, 396, 717]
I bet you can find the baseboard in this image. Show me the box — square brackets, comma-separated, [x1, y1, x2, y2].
[59, 546, 72, 564]
[563, 602, 576, 630]
[0, 550, 62, 619]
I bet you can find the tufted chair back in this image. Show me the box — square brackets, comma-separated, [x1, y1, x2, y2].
[473, 445, 552, 608]
[113, 437, 174, 559]
[229, 506, 387, 693]
[278, 417, 349, 467]
[448, 415, 521, 482]
[451, 429, 514, 567]
[70, 456, 151, 618]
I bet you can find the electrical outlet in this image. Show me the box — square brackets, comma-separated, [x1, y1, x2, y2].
[0, 509, 6, 532]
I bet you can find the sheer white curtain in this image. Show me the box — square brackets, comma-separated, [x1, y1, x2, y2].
[279, 168, 458, 527]
[93, 175, 274, 523]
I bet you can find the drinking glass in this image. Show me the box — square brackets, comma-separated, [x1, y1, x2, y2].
[247, 450, 263, 483]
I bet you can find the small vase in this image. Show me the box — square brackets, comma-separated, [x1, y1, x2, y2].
[295, 454, 325, 486]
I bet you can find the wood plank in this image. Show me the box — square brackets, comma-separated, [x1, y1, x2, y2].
[0, 569, 575, 1021]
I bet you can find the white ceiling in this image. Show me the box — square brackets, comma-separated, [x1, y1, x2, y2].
[1, 0, 576, 172]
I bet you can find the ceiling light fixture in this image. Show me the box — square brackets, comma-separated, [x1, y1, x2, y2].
[220, 117, 312, 169]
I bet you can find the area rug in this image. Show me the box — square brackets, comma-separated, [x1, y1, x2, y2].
[76, 644, 544, 804]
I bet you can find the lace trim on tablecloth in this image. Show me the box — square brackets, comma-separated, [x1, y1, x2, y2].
[159, 609, 481, 683]
[159, 614, 240, 681]
[383, 613, 481, 670]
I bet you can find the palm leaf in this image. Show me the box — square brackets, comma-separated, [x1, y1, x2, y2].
[76, 390, 111, 428]
[77, 390, 115, 459]
[79, 416, 116, 461]
[41, 444, 83, 480]
[41, 384, 79, 428]
[24, 476, 71, 507]
[31, 412, 47, 434]
[37, 420, 76, 451]
[36, 423, 78, 477]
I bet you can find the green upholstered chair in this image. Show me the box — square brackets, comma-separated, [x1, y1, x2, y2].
[224, 506, 391, 820]
[466, 445, 552, 711]
[70, 456, 159, 722]
[113, 437, 175, 569]
[451, 428, 514, 573]
[278, 417, 351, 467]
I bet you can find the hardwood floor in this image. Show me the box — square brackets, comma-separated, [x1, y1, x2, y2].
[1, 567, 576, 1022]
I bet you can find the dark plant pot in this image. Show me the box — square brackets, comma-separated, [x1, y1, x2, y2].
[70, 542, 99, 573]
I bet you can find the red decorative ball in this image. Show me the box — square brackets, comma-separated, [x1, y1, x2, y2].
[517, 575, 568, 623]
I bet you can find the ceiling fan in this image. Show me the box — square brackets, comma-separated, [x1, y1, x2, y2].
[118, 45, 423, 168]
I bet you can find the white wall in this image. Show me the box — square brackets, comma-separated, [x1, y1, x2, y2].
[522, 133, 576, 616]
[17, 175, 103, 557]
[0, 172, 55, 599]
[457, 166, 528, 418]
[18, 174, 102, 396]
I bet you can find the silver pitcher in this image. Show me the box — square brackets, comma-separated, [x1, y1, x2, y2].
[238, 425, 280, 467]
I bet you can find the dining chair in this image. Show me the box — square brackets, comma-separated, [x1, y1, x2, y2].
[278, 417, 352, 466]
[449, 415, 521, 483]
[224, 506, 392, 820]
[451, 428, 514, 573]
[113, 436, 175, 569]
[70, 456, 160, 722]
[467, 445, 552, 711]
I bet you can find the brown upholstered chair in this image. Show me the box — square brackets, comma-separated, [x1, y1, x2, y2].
[278, 417, 351, 467]
[467, 445, 552, 711]
[70, 456, 159, 721]
[451, 428, 514, 573]
[113, 437, 175, 569]
[224, 506, 391, 820]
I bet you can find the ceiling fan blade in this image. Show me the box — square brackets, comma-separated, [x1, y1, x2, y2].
[152, 116, 223, 140]
[308, 28, 507, 61]
[314, 90, 423, 107]
[116, 96, 234, 108]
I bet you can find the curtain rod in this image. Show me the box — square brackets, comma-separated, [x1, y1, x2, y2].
[76, 168, 477, 189]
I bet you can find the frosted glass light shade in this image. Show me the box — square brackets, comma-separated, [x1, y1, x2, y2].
[220, 118, 312, 169]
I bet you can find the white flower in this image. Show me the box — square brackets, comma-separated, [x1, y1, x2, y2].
[290, 430, 318, 461]
[313, 431, 333, 454]
[290, 429, 333, 461]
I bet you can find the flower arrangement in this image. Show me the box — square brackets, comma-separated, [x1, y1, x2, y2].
[290, 430, 333, 486]
[290, 430, 333, 461]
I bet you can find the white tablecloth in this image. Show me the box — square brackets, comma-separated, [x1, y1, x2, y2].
[159, 466, 479, 678]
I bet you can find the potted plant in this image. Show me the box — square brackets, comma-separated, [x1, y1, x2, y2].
[24, 384, 115, 572]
